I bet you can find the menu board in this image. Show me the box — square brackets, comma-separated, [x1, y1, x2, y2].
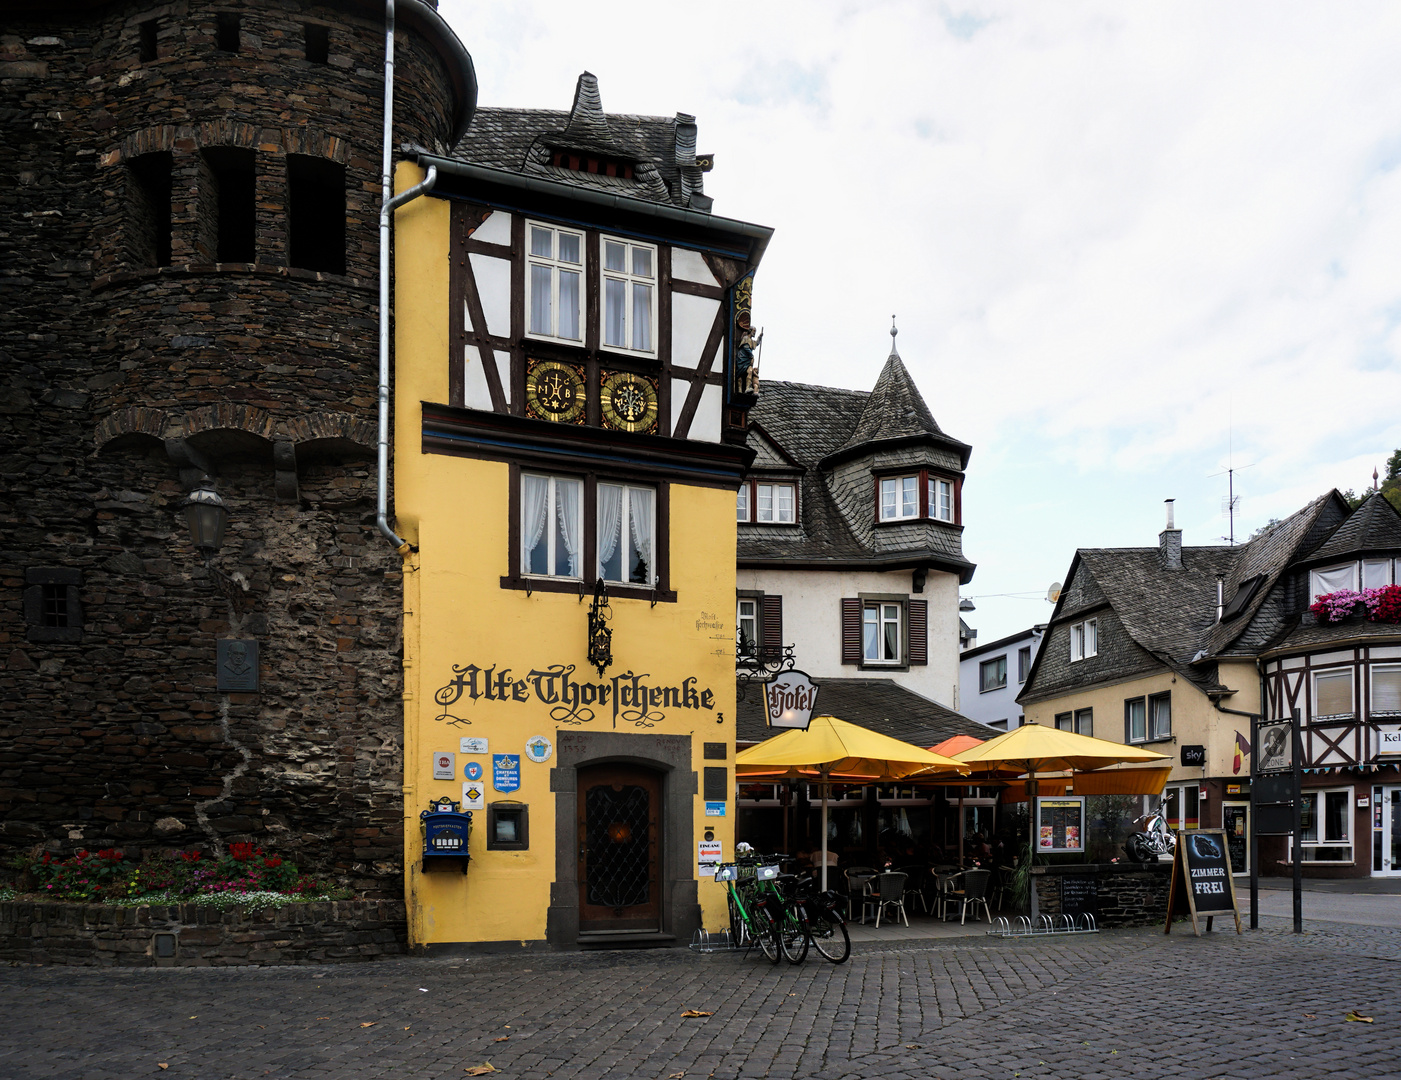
[1060, 876, 1098, 917]
[1036, 796, 1086, 853]
[1222, 805, 1248, 874]
[1164, 828, 1242, 936]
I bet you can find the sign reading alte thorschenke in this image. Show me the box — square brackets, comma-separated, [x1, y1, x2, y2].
[434, 662, 716, 729]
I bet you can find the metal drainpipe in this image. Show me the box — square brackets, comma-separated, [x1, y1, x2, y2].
[377, 0, 436, 553]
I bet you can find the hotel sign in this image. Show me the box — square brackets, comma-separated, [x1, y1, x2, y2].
[765, 670, 820, 731]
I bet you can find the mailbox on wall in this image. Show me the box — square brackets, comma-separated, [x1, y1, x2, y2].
[420, 797, 472, 873]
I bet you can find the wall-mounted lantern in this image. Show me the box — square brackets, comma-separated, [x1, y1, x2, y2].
[182, 486, 229, 555]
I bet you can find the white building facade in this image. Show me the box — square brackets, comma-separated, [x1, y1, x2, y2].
[958, 627, 1044, 730]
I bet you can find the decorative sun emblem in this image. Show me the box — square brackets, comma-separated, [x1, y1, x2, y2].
[525, 360, 586, 424]
[600, 371, 658, 433]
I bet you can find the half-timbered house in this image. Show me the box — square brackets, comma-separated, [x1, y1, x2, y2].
[1020, 490, 1401, 879]
[391, 73, 771, 951]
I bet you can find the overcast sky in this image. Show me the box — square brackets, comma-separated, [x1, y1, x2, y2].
[436, 0, 1401, 643]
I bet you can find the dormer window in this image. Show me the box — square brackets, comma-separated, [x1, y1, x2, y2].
[602, 237, 655, 354]
[527, 222, 583, 343]
[549, 149, 635, 179]
[1309, 559, 1401, 600]
[876, 470, 959, 524]
[738, 480, 796, 524]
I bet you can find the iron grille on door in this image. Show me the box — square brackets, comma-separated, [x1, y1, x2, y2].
[584, 783, 652, 908]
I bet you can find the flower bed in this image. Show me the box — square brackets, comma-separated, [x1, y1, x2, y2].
[1309, 586, 1401, 625]
[10, 844, 350, 908]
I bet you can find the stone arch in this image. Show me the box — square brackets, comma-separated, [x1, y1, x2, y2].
[281, 411, 376, 461]
[94, 406, 171, 452]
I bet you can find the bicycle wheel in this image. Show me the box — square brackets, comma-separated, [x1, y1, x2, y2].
[780, 909, 809, 964]
[727, 892, 747, 948]
[810, 918, 851, 964]
[754, 913, 782, 963]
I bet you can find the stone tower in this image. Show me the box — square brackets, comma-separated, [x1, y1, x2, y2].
[0, 0, 475, 895]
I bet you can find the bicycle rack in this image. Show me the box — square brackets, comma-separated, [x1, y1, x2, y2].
[986, 912, 1098, 938]
[689, 928, 742, 952]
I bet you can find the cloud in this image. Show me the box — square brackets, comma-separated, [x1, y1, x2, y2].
[438, 0, 1401, 639]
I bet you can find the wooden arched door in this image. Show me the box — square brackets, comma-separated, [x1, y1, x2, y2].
[577, 764, 661, 932]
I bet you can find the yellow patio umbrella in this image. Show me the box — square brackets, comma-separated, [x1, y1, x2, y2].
[952, 724, 1169, 868]
[736, 715, 968, 890]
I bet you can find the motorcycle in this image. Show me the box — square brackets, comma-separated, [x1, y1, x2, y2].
[1125, 801, 1177, 862]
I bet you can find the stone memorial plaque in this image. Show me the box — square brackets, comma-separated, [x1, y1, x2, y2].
[216, 639, 259, 692]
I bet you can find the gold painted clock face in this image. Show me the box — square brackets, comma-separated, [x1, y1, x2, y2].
[524, 360, 586, 424]
[600, 371, 659, 434]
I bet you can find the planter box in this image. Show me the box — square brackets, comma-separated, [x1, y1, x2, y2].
[0, 899, 408, 967]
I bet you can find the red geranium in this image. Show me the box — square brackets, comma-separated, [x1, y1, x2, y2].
[229, 842, 257, 862]
[263, 857, 282, 869]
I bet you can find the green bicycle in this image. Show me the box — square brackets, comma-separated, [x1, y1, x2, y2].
[714, 860, 781, 963]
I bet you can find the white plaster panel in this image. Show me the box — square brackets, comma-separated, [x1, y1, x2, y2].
[1369, 646, 1401, 659]
[734, 567, 963, 709]
[690, 384, 723, 443]
[670, 378, 691, 437]
[473, 210, 512, 246]
[670, 293, 721, 370]
[1313, 650, 1355, 667]
[469, 253, 512, 338]
[494, 350, 512, 407]
[671, 247, 718, 286]
[464, 348, 492, 411]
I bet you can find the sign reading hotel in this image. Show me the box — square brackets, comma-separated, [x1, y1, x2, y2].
[433, 662, 716, 728]
[764, 670, 819, 730]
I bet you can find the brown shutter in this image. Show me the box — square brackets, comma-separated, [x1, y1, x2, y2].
[841, 598, 862, 665]
[908, 599, 928, 666]
[761, 594, 783, 660]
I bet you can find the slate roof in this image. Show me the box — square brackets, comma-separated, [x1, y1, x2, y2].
[736, 678, 990, 747]
[452, 72, 711, 211]
[1305, 491, 1401, 564]
[737, 343, 975, 579]
[1020, 490, 1395, 707]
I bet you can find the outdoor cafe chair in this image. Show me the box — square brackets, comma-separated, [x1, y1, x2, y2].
[947, 868, 992, 925]
[895, 865, 930, 914]
[860, 872, 910, 928]
[843, 867, 877, 921]
[933, 870, 962, 920]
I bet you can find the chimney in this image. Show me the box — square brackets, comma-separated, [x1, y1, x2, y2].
[1216, 573, 1225, 622]
[1160, 498, 1182, 570]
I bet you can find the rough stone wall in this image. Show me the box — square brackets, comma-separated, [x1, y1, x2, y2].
[0, 898, 408, 966]
[0, 1, 465, 895]
[1033, 865, 1171, 928]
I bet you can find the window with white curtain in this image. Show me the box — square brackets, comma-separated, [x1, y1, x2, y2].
[601, 237, 655, 353]
[929, 477, 953, 522]
[521, 473, 582, 579]
[756, 482, 795, 524]
[1149, 691, 1172, 739]
[1310, 562, 1358, 601]
[1314, 669, 1354, 718]
[736, 485, 750, 522]
[1070, 619, 1097, 662]
[598, 483, 655, 586]
[526, 222, 583, 342]
[862, 602, 901, 664]
[880, 476, 919, 520]
[1372, 666, 1401, 717]
[1362, 559, 1395, 589]
[737, 599, 758, 661]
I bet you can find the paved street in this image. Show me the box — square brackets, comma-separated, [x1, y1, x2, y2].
[2, 917, 1397, 1080]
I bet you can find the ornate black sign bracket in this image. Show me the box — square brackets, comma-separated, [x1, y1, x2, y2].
[587, 579, 613, 678]
[735, 641, 797, 701]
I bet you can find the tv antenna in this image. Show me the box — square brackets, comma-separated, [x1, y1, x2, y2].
[1208, 435, 1255, 546]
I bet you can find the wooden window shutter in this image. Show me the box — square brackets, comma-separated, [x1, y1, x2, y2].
[841, 598, 862, 665]
[761, 595, 783, 660]
[908, 599, 928, 666]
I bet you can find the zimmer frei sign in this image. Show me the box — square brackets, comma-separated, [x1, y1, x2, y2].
[432, 662, 716, 729]
[765, 670, 820, 730]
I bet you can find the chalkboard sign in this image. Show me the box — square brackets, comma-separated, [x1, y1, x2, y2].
[1222, 805, 1248, 874]
[1164, 828, 1241, 937]
[1060, 876, 1098, 918]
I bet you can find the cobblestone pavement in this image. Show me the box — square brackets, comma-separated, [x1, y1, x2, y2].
[1, 916, 1397, 1080]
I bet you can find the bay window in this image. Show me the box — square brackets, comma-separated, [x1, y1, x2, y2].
[736, 484, 749, 522]
[526, 222, 583, 342]
[1372, 665, 1401, 717]
[602, 237, 655, 353]
[880, 476, 919, 520]
[1309, 562, 1358, 601]
[863, 602, 901, 664]
[522, 473, 582, 579]
[598, 483, 655, 586]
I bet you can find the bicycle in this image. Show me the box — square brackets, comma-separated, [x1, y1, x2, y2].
[790, 876, 851, 964]
[714, 860, 781, 963]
